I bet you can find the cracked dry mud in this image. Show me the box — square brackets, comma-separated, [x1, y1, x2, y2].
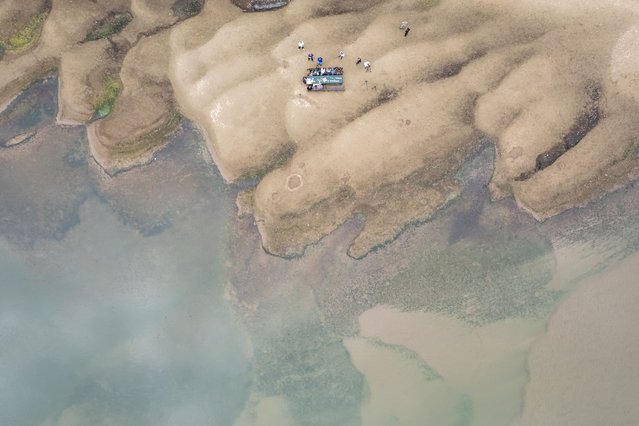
[3, 0, 639, 258]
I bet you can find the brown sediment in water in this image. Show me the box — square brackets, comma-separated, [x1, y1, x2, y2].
[3, 0, 639, 257]
[517, 249, 639, 425]
[350, 306, 544, 425]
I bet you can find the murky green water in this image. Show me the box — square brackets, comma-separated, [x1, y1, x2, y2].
[1, 78, 638, 425]
[0, 79, 251, 425]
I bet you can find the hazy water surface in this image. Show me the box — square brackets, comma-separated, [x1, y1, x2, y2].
[1, 78, 639, 425]
[0, 79, 251, 425]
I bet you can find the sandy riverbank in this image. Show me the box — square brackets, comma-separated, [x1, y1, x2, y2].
[169, 0, 639, 258]
[2, 0, 639, 257]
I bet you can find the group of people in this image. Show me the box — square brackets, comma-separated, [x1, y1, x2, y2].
[298, 20, 410, 75]
[300, 42, 372, 72]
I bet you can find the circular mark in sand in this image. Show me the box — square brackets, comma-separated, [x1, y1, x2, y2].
[286, 174, 303, 191]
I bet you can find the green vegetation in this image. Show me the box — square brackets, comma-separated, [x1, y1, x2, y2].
[112, 112, 182, 156]
[84, 12, 133, 42]
[0, 13, 47, 56]
[94, 78, 122, 119]
[171, 0, 205, 20]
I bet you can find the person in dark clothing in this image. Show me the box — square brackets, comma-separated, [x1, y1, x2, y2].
[404, 27, 410, 37]
[308, 53, 314, 61]
[356, 57, 362, 65]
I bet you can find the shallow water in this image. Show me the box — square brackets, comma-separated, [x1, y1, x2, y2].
[1, 78, 638, 425]
[0, 79, 252, 425]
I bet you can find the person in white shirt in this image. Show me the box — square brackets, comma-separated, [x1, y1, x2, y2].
[338, 50, 345, 60]
[298, 41, 304, 49]
[364, 61, 371, 72]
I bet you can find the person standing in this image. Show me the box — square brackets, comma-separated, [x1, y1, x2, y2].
[298, 41, 305, 49]
[338, 50, 345, 60]
[364, 61, 371, 72]
[356, 57, 362, 65]
[404, 27, 410, 37]
[308, 53, 314, 61]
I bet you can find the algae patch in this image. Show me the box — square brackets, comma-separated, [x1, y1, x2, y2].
[94, 77, 122, 119]
[0, 13, 47, 56]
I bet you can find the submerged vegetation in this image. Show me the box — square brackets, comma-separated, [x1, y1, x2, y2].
[0, 12, 48, 57]
[84, 12, 133, 42]
[94, 77, 122, 119]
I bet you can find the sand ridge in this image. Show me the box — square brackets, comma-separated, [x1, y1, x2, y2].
[2, 0, 639, 257]
[169, 0, 639, 258]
